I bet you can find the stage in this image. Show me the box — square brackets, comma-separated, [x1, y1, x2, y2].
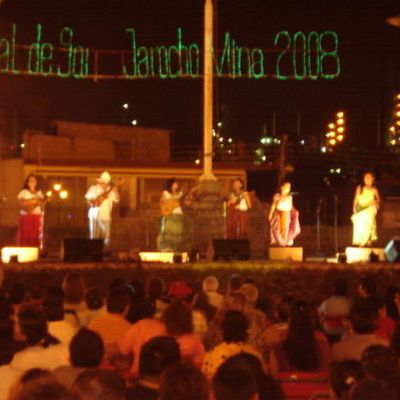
[2, 259, 400, 306]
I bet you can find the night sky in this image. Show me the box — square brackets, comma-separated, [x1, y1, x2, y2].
[0, 0, 399, 149]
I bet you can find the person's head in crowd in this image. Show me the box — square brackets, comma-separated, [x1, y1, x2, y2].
[334, 278, 348, 297]
[192, 291, 217, 322]
[70, 328, 104, 368]
[284, 301, 319, 371]
[9, 282, 29, 307]
[139, 336, 180, 380]
[202, 276, 220, 293]
[358, 276, 377, 299]
[221, 291, 247, 313]
[106, 287, 129, 316]
[390, 322, 400, 359]
[109, 278, 126, 291]
[239, 283, 259, 308]
[159, 362, 209, 400]
[228, 274, 243, 293]
[15, 305, 59, 347]
[0, 339, 14, 366]
[127, 279, 145, 300]
[63, 273, 86, 305]
[42, 290, 65, 322]
[213, 354, 261, 400]
[349, 301, 378, 334]
[330, 360, 364, 400]
[163, 301, 193, 337]
[385, 286, 400, 321]
[275, 295, 295, 323]
[349, 379, 397, 400]
[71, 369, 125, 400]
[85, 289, 104, 311]
[146, 277, 166, 302]
[362, 345, 398, 380]
[168, 281, 193, 302]
[9, 369, 70, 400]
[222, 310, 249, 343]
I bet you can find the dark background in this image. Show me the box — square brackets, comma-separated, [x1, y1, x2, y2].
[0, 0, 398, 149]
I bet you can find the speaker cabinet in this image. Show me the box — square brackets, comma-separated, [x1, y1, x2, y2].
[385, 238, 400, 262]
[61, 239, 104, 262]
[211, 239, 250, 261]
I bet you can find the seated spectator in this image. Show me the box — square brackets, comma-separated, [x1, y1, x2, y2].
[361, 345, 400, 398]
[332, 301, 388, 361]
[88, 287, 131, 356]
[348, 378, 396, 400]
[42, 287, 77, 345]
[159, 362, 209, 400]
[212, 353, 284, 400]
[273, 301, 330, 372]
[11, 305, 68, 371]
[8, 369, 70, 400]
[62, 272, 87, 326]
[385, 286, 400, 322]
[126, 336, 181, 400]
[162, 301, 205, 369]
[9, 283, 29, 314]
[126, 279, 154, 324]
[329, 360, 364, 400]
[203, 310, 264, 379]
[119, 304, 166, 375]
[54, 328, 105, 389]
[78, 288, 105, 327]
[227, 274, 243, 294]
[202, 276, 224, 309]
[71, 369, 125, 400]
[358, 276, 378, 300]
[192, 291, 217, 324]
[0, 340, 21, 400]
[318, 279, 352, 341]
[264, 295, 294, 347]
[146, 277, 168, 320]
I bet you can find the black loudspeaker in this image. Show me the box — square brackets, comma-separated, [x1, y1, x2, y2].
[384, 238, 400, 262]
[61, 239, 104, 262]
[212, 239, 250, 261]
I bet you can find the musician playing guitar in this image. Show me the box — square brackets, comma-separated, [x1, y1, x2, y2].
[226, 178, 252, 239]
[85, 171, 121, 246]
[158, 178, 192, 252]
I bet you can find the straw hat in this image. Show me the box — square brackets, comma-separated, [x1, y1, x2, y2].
[97, 171, 111, 184]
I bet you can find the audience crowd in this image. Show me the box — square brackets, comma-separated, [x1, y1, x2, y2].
[0, 272, 400, 399]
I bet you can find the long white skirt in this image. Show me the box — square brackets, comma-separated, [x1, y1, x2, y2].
[351, 206, 377, 246]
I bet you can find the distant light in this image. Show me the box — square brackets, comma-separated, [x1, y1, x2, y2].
[217, 121, 223, 128]
[20, 143, 25, 149]
[337, 127, 345, 133]
[227, 149, 232, 154]
[59, 190, 68, 200]
[300, 139, 305, 145]
[396, 121, 400, 126]
[337, 135, 344, 142]
[337, 112, 344, 118]
[122, 103, 129, 110]
[195, 159, 200, 165]
[53, 183, 62, 192]
[212, 129, 216, 137]
[396, 111, 400, 117]
[336, 118, 345, 126]
[329, 138, 337, 146]
[396, 94, 400, 100]
[321, 146, 327, 153]
[390, 139, 396, 145]
[328, 123, 335, 130]
[390, 126, 395, 133]
[131, 119, 138, 126]
[336, 168, 341, 174]
[46, 190, 53, 198]
[219, 137, 224, 143]
[262, 155, 267, 161]
[227, 138, 233, 144]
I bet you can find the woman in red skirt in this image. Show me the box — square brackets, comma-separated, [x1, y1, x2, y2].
[17, 174, 44, 247]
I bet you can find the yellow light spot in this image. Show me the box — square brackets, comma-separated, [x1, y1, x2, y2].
[328, 123, 335, 129]
[53, 183, 62, 191]
[329, 139, 337, 146]
[337, 112, 344, 118]
[59, 190, 68, 200]
[337, 135, 344, 142]
[337, 127, 345, 133]
[337, 118, 345, 126]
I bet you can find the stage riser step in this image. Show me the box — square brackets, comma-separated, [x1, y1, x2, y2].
[268, 247, 303, 262]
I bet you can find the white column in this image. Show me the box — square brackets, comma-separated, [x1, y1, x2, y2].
[200, 0, 216, 181]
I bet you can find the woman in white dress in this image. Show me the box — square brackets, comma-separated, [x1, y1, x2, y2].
[352, 172, 380, 247]
[269, 181, 300, 247]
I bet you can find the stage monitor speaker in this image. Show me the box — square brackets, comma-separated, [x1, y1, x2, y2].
[384, 238, 400, 262]
[212, 239, 250, 261]
[61, 239, 104, 262]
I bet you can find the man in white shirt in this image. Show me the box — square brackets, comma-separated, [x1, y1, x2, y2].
[85, 171, 120, 246]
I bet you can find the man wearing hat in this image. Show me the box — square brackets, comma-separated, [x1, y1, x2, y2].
[85, 171, 120, 246]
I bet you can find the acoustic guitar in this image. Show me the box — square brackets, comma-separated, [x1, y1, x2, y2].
[88, 179, 124, 207]
[160, 199, 181, 216]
